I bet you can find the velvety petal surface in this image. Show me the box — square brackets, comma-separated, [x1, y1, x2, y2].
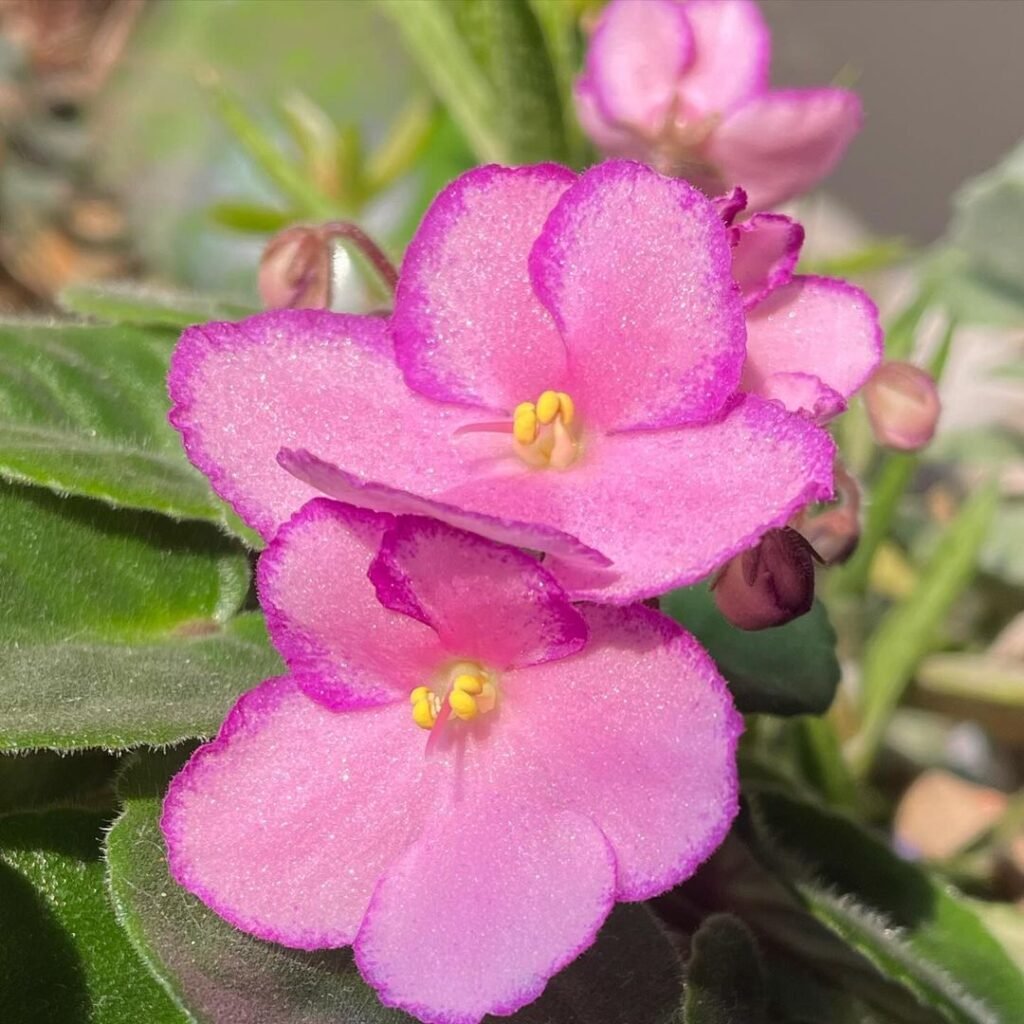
[709, 88, 862, 209]
[355, 804, 616, 1024]
[743, 275, 882, 408]
[392, 165, 573, 410]
[369, 516, 587, 670]
[678, 0, 771, 116]
[529, 161, 745, 431]
[583, 0, 693, 131]
[758, 372, 846, 423]
[258, 500, 445, 710]
[169, 310, 484, 540]
[443, 395, 836, 602]
[502, 604, 741, 898]
[162, 677, 436, 949]
[730, 212, 804, 307]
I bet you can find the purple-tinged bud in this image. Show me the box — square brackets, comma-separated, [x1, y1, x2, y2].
[712, 528, 816, 631]
[794, 461, 861, 566]
[863, 361, 941, 452]
[258, 226, 330, 310]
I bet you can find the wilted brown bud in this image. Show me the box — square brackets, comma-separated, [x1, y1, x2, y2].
[258, 226, 331, 310]
[712, 527, 816, 630]
[863, 361, 941, 452]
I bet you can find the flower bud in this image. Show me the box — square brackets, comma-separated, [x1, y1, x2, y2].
[258, 226, 331, 310]
[712, 528, 815, 631]
[863, 361, 941, 452]
[794, 461, 861, 566]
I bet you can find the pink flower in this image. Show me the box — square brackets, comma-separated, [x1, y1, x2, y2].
[575, 0, 862, 209]
[162, 502, 741, 1024]
[718, 186, 882, 421]
[170, 160, 878, 604]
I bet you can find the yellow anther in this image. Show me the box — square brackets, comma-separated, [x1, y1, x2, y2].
[556, 392, 575, 426]
[536, 390, 560, 425]
[409, 686, 430, 705]
[453, 673, 484, 695]
[514, 402, 536, 417]
[412, 697, 437, 730]
[449, 688, 479, 721]
[513, 404, 538, 445]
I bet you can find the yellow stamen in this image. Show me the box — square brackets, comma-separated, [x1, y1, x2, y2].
[513, 403, 538, 445]
[556, 392, 575, 426]
[409, 685, 430, 705]
[536, 390, 560, 425]
[449, 688, 479, 720]
[453, 673, 484, 695]
[412, 697, 437, 730]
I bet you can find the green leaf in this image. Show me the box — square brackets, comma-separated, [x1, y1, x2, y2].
[0, 809, 184, 1023]
[661, 584, 840, 715]
[0, 319, 252, 539]
[107, 750, 683, 1024]
[208, 202, 298, 235]
[980, 501, 1024, 587]
[59, 281, 255, 329]
[376, 0, 505, 163]
[469, 0, 568, 163]
[683, 914, 767, 1024]
[750, 787, 1024, 1024]
[852, 484, 998, 774]
[0, 483, 281, 751]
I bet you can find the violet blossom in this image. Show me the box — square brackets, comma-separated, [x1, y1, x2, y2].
[575, 0, 862, 209]
[162, 503, 741, 1024]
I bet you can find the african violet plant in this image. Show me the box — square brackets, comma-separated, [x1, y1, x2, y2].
[1, 2, 1022, 1024]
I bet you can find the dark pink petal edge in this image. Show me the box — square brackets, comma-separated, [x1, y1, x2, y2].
[161, 675, 355, 950]
[256, 497, 401, 711]
[529, 160, 747, 432]
[167, 309, 390, 541]
[733, 212, 805, 308]
[277, 446, 614, 569]
[369, 515, 589, 669]
[353, 822, 619, 1024]
[713, 185, 748, 226]
[391, 163, 577, 410]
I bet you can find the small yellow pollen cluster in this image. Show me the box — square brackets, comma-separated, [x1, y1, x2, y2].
[409, 668, 497, 730]
[513, 390, 578, 469]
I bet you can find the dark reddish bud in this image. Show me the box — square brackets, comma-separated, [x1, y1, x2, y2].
[712, 528, 816, 630]
[863, 361, 941, 452]
[258, 226, 331, 310]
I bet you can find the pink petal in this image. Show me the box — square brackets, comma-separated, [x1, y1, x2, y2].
[369, 516, 587, 670]
[573, 78, 647, 160]
[162, 677, 435, 949]
[709, 88, 863, 209]
[582, 0, 694, 131]
[759, 372, 846, 424]
[743, 275, 882, 410]
[277, 449, 612, 570]
[529, 160, 745, 431]
[730, 212, 804, 308]
[168, 310, 481, 541]
[355, 805, 616, 1024]
[712, 185, 748, 226]
[678, 0, 771, 116]
[392, 164, 574, 411]
[504, 603, 741, 898]
[258, 499, 445, 710]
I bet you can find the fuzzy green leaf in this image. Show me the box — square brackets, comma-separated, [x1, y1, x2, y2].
[58, 281, 254, 330]
[0, 809, 184, 1023]
[106, 750, 683, 1024]
[0, 484, 280, 751]
[661, 584, 840, 715]
[751, 787, 1024, 1024]
[0, 320, 250, 539]
[683, 914, 767, 1024]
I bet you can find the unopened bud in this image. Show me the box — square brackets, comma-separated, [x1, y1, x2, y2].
[712, 528, 815, 631]
[258, 226, 331, 309]
[863, 361, 940, 452]
[794, 460, 861, 566]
